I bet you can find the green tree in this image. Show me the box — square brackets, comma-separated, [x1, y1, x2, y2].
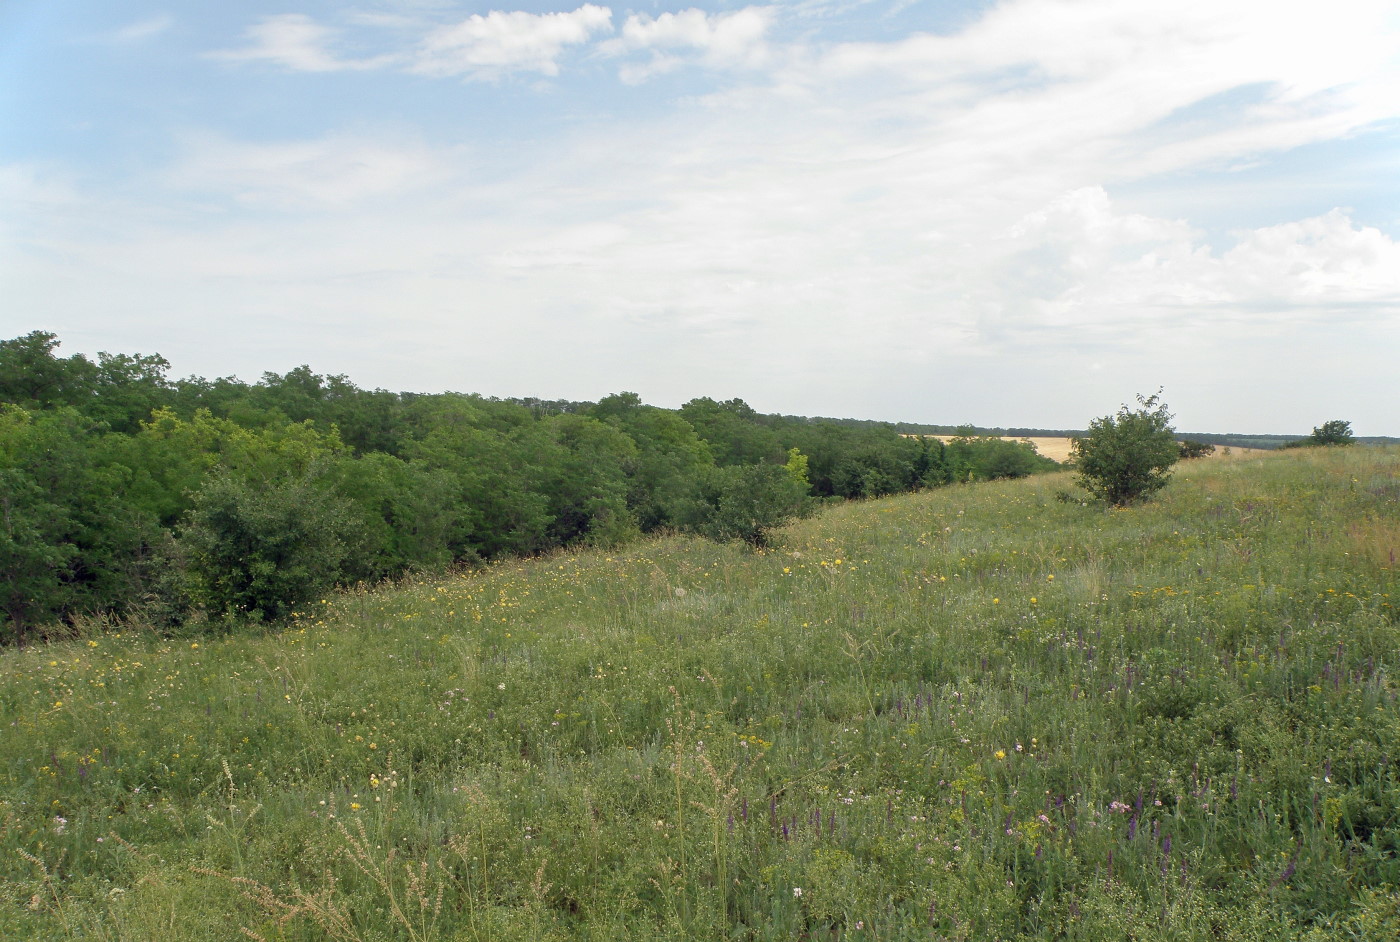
[680, 463, 813, 547]
[592, 393, 715, 531]
[0, 331, 96, 409]
[1310, 419, 1354, 446]
[401, 403, 551, 559]
[679, 397, 783, 466]
[1, 331, 173, 433]
[944, 428, 1053, 482]
[1178, 439, 1216, 459]
[0, 409, 82, 641]
[0, 406, 162, 640]
[180, 468, 360, 623]
[1071, 392, 1179, 506]
[524, 413, 639, 549]
[325, 452, 467, 579]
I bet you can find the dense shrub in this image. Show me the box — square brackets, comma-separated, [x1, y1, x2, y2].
[180, 470, 361, 623]
[680, 462, 813, 546]
[1071, 392, 1179, 505]
[1178, 439, 1216, 459]
[1282, 419, 1356, 449]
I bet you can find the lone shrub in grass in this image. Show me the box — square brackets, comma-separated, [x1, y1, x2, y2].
[1071, 392, 1179, 506]
[1310, 419, 1355, 446]
[1281, 419, 1355, 449]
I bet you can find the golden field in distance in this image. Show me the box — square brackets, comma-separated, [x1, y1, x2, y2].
[908, 435, 1268, 463]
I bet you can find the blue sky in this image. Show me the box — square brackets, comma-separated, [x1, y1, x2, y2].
[3, 0, 1399, 434]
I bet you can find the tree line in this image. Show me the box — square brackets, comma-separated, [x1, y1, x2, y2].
[1, 331, 1057, 642]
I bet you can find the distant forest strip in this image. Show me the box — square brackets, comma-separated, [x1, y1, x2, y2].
[2, 331, 1060, 641]
[841, 422, 1396, 451]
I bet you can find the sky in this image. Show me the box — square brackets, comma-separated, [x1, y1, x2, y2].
[2, 0, 1399, 435]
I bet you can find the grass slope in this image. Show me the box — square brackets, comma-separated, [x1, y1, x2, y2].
[4, 448, 1399, 940]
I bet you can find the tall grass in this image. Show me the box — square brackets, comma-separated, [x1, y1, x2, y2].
[3, 447, 1397, 940]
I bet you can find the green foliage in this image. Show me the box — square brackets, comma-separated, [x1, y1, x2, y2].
[526, 413, 639, 549]
[1281, 420, 1357, 450]
[1178, 439, 1216, 459]
[325, 452, 466, 578]
[0, 330, 172, 433]
[945, 427, 1055, 482]
[783, 447, 810, 489]
[609, 403, 715, 532]
[787, 421, 930, 498]
[679, 397, 784, 466]
[0, 406, 163, 641]
[1071, 392, 1180, 505]
[179, 469, 361, 623]
[1311, 419, 1355, 446]
[680, 462, 813, 546]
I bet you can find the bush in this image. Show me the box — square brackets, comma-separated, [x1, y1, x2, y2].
[1071, 392, 1179, 506]
[180, 469, 361, 623]
[1280, 419, 1355, 450]
[680, 462, 813, 547]
[1178, 439, 1216, 460]
[1311, 419, 1354, 446]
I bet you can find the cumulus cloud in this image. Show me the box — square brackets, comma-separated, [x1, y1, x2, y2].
[1223, 210, 1400, 304]
[413, 5, 614, 78]
[209, 14, 393, 72]
[990, 188, 1400, 337]
[211, 5, 782, 83]
[603, 7, 774, 82]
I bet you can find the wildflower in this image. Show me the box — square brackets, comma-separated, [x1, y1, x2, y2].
[793, 887, 803, 898]
[995, 749, 1007, 760]
[350, 803, 361, 811]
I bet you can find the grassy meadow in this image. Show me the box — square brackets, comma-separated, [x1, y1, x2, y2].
[3, 446, 1398, 940]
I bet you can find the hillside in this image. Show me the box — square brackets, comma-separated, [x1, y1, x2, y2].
[3, 448, 1398, 940]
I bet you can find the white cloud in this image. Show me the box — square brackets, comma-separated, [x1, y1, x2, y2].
[989, 188, 1400, 336]
[1223, 210, 1400, 304]
[210, 14, 393, 72]
[165, 135, 452, 209]
[413, 5, 614, 78]
[108, 15, 175, 44]
[14, 0, 1400, 429]
[604, 7, 774, 82]
[211, 5, 778, 83]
